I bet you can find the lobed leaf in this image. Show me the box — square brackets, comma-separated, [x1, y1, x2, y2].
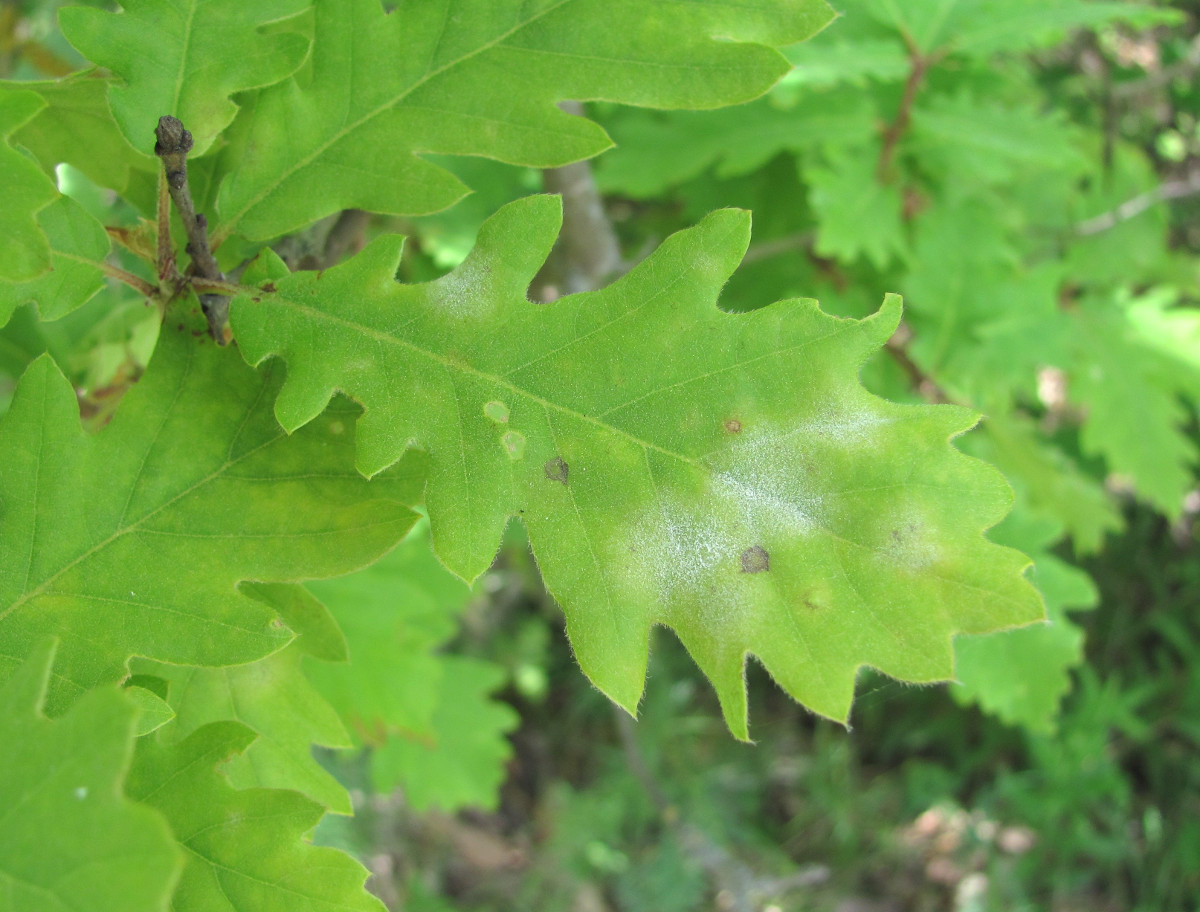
[0, 88, 57, 282]
[59, 0, 312, 156]
[305, 520, 471, 745]
[369, 656, 518, 812]
[0, 195, 112, 327]
[134, 583, 356, 814]
[0, 640, 181, 912]
[952, 512, 1097, 732]
[213, 0, 835, 241]
[230, 196, 1043, 736]
[126, 721, 385, 912]
[0, 302, 420, 715]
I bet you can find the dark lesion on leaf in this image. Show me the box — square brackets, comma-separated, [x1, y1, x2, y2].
[260, 282, 277, 294]
[724, 417, 743, 433]
[544, 456, 569, 485]
[740, 545, 769, 573]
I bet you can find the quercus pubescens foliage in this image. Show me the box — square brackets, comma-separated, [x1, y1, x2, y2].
[0, 0, 1084, 908]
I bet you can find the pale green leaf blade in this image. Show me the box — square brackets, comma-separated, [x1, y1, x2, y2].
[0, 89, 57, 282]
[862, 0, 1177, 56]
[126, 721, 385, 912]
[0, 307, 420, 714]
[595, 92, 876, 198]
[124, 683, 177, 736]
[0, 640, 182, 912]
[0, 195, 112, 327]
[231, 196, 1043, 735]
[59, 0, 312, 156]
[214, 0, 834, 241]
[369, 656, 518, 812]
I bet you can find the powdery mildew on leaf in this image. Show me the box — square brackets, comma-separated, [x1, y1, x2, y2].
[231, 195, 1044, 737]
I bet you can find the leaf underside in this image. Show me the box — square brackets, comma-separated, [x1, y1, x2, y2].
[231, 195, 1043, 737]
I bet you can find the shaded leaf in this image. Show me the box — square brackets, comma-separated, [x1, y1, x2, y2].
[306, 520, 470, 744]
[213, 0, 834, 241]
[0, 640, 181, 912]
[0, 195, 111, 327]
[595, 92, 876, 198]
[953, 512, 1098, 732]
[370, 656, 518, 812]
[0, 302, 420, 714]
[230, 195, 1042, 735]
[0, 88, 57, 282]
[126, 721, 385, 912]
[59, 0, 312, 156]
[135, 584, 355, 814]
[11, 72, 156, 198]
[806, 143, 906, 268]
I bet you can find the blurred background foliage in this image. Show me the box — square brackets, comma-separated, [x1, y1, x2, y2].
[3, 0, 1200, 909]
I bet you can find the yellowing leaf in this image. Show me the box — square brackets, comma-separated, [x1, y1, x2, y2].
[230, 196, 1043, 737]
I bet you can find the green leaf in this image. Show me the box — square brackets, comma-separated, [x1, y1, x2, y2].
[0, 303, 420, 715]
[213, 0, 834, 241]
[806, 143, 906, 269]
[0, 195, 112, 327]
[124, 682, 177, 736]
[369, 656, 518, 812]
[911, 93, 1087, 186]
[0, 640, 181, 912]
[952, 512, 1098, 732]
[306, 520, 471, 744]
[305, 520, 517, 812]
[126, 721, 385, 912]
[1059, 296, 1199, 517]
[862, 0, 1179, 57]
[969, 414, 1121, 556]
[135, 584, 355, 814]
[10, 72, 156, 198]
[595, 92, 876, 198]
[230, 195, 1042, 736]
[0, 88, 57, 282]
[59, 0, 312, 156]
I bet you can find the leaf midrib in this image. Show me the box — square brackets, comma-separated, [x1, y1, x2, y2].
[1, 393, 288, 624]
[215, 0, 572, 241]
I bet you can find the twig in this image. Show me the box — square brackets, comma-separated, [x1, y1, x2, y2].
[154, 115, 230, 344]
[877, 36, 940, 183]
[537, 102, 623, 297]
[1074, 170, 1200, 235]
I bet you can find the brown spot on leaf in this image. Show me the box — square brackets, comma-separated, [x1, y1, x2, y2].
[261, 281, 277, 293]
[544, 456, 569, 485]
[724, 418, 742, 433]
[740, 545, 769, 573]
